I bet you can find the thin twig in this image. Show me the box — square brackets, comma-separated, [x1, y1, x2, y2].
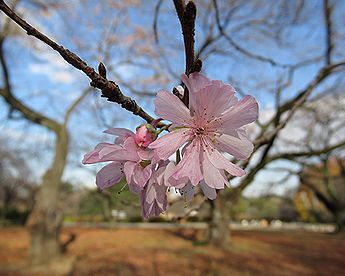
[212, 0, 288, 68]
[256, 62, 345, 148]
[153, 0, 163, 44]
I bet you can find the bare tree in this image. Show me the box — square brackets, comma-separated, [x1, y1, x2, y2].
[0, 3, 92, 263]
[288, 95, 345, 229]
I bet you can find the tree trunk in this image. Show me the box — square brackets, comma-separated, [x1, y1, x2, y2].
[334, 211, 345, 232]
[206, 192, 231, 247]
[26, 127, 68, 264]
[101, 194, 111, 221]
[1, 200, 7, 225]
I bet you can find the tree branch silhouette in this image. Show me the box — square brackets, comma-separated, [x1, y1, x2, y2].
[0, 0, 163, 127]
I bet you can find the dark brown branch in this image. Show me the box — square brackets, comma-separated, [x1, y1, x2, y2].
[173, 0, 199, 107]
[0, 0, 162, 126]
[0, 39, 60, 131]
[300, 177, 338, 214]
[232, 138, 275, 194]
[173, 0, 197, 74]
[61, 232, 76, 253]
[323, 0, 333, 65]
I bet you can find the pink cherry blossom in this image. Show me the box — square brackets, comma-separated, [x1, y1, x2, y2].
[149, 73, 258, 195]
[135, 124, 157, 148]
[82, 128, 153, 193]
[140, 162, 168, 219]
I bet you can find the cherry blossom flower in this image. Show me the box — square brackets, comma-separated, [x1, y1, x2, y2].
[82, 128, 153, 193]
[149, 73, 258, 196]
[83, 127, 171, 219]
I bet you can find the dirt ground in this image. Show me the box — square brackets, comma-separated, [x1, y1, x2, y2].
[0, 227, 345, 276]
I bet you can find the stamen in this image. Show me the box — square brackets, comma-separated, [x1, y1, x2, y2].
[118, 183, 128, 194]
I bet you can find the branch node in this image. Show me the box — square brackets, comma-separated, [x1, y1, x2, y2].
[189, 58, 202, 74]
[98, 62, 107, 78]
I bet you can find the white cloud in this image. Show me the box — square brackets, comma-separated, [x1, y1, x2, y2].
[2, 126, 51, 144]
[29, 62, 76, 84]
[14, 6, 81, 85]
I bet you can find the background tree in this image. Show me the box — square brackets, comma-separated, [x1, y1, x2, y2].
[0, 1, 93, 263]
[0, 137, 35, 225]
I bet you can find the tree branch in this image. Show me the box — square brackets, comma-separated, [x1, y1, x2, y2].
[323, 0, 333, 65]
[0, 38, 60, 131]
[153, 0, 163, 44]
[0, 0, 162, 127]
[63, 87, 93, 126]
[256, 61, 345, 148]
[173, 0, 201, 107]
[212, 0, 288, 68]
[268, 139, 345, 162]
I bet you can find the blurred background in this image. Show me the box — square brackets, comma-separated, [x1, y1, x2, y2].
[0, 0, 345, 275]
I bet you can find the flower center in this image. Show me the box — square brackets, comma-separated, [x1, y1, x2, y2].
[195, 127, 205, 135]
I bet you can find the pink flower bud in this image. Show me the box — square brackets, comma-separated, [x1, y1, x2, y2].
[135, 124, 157, 147]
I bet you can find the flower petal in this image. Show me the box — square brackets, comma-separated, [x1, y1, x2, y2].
[149, 128, 192, 160]
[207, 147, 245, 177]
[199, 180, 217, 200]
[133, 164, 152, 189]
[164, 162, 188, 188]
[210, 95, 258, 134]
[101, 148, 138, 162]
[182, 73, 211, 114]
[181, 72, 211, 94]
[102, 137, 139, 162]
[124, 161, 135, 186]
[103, 128, 135, 144]
[180, 182, 195, 202]
[192, 81, 237, 123]
[82, 143, 117, 164]
[201, 149, 227, 189]
[215, 130, 254, 160]
[104, 128, 135, 137]
[154, 90, 191, 125]
[96, 162, 124, 190]
[172, 139, 203, 186]
[137, 148, 154, 161]
[140, 178, 167, 219]
[98, 144, 122, 159]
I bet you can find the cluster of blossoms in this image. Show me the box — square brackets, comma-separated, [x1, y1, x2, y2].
[83, 73, 258, 219]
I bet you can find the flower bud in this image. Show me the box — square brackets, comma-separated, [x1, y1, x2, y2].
[135, 124, 157, 147]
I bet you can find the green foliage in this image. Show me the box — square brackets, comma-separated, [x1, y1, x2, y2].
[79, 189, 105, 216]
[0, 208, 29, 225]
[78, 178, 141, 221]
[231, 195, 298, 222]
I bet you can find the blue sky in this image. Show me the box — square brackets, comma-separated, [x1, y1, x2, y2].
[1, 0, 344, 196]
